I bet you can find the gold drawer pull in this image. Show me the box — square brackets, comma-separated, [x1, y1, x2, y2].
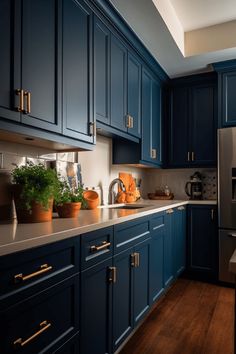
[15, 89, 24, 112]
[108, 266, 117, 283]
[24, 91, 31, 114]
[13, 320, 51, 347]
[14, 264, 53, 283]
[177, 206, 185, 211]
[90, 241, 111, 252]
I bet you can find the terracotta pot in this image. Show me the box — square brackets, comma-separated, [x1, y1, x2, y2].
[12, 185, 53, 223]
[83, 190, 99, 209]
[57, 202, 81, 218]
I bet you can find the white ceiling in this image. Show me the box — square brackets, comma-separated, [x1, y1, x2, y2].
[170, 0, 236, 31]
[110, 0, 236, 78]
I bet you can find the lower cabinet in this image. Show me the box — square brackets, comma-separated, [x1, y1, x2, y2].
[112, 238, 150, 352]
[81, 258, 112, 354]
[187, 205, 218, 280]
[163, 209, 175, 287]
[149, 213, 165, 304]
[173, 206, 187, 277]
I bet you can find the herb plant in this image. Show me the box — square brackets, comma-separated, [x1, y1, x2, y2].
[54, 180, 85, 206]
[12, 162, 59, 211]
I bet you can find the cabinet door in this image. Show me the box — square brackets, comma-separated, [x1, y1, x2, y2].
[163, 210, 174, 287]
[111, 34, 127, 132]
[0, 0, 21, 122]
[191, 84, 216, 165]
[174, 207, 186, 277]
[169, 87, 189, 166]
[94, 16, 110, 125]
[62, 0, 94, 143]
[21, 0, 62, 133]
[142, 68, 152, 163]
[149, 215, 164, 304]
[133, 239, 150, 326]
[81, 259, 112, 354]
[222, 71, 236, 126]
[187, 205, 218, 280]
[112, 249, 133, 352]
[127, 53, 141, 138]
[152, 77, 162, 165]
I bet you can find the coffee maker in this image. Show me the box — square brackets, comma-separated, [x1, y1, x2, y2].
[185, 172, 203, 200]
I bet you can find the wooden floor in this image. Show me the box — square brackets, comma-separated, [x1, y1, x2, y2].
[120, 279, 235, 354]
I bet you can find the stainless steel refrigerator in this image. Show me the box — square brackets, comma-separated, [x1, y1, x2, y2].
[218, 127, 236, 282]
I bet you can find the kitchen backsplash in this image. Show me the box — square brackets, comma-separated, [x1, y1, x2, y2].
[142, 168, 217, 200]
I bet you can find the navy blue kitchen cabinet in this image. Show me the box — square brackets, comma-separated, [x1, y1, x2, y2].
[163, 209, 174, 287]
[62, 0, 95, 143]
[213, 60, 236, 127]
[173, 206, 186, 277]
[112, 218, 151, 351]
[149, 213, 165, 304]
[187, 205, 218, 281]
[81, 258, 112, 354]
[142, 67, 162, 166]
[53, 334, 80, 354]
[127, 52, 142, 138]
[110, 34, 127, 133]
[168, 73, 217, 167]
[94, 16, 111, 126]
[0, 0, 21, 123]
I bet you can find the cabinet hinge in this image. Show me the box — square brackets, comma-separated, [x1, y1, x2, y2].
[108, 267, 117, 283]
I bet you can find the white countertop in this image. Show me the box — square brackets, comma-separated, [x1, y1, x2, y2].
[0, 199, 217, 257]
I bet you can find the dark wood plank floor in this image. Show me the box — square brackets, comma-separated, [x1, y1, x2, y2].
[120, 279, 234, 354]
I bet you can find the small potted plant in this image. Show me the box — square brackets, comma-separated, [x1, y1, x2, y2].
[11, 162, 59, 223]
[55, 181, 84, 218]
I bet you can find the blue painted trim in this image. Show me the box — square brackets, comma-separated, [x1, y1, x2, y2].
[85, 0, 169, 82]
[213, 59, 236, 72]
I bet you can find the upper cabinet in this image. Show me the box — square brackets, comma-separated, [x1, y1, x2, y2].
[168, 73, 217, 167]
[94, 18, 142, 140]
[213, 59, 236, 127]
[0, 0, 95, 150]
[21, 0, 61, 133]
[62, 0, 95, 143]
[142, 68, 162, 166]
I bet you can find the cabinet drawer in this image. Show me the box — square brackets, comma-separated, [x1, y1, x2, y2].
[0, 237, 80, 308]
[150, 213, 165, 231]
[52, 333, 80, 354]
[81, 227, 113, 270]
[114, 217, 150, 254]
[1, 275, 79, 354]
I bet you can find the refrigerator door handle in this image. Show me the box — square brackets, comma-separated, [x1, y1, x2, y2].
[228, 233, 236, 238]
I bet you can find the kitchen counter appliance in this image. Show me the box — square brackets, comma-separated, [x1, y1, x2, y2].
[185, 172, 203, 200]
[218, 127, 236, 283]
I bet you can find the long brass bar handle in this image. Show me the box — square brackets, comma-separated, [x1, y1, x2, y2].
[187, 152, 190, 162]
[14, 264, 53, 283]
[13, 320, 51, 347]
[108, 267, 117, 283]
[15, 89, 24, 112]
[191, 151, 195, 161]
[90, 241, 111, 252]
[135, 253, 140, 267]
[24, 91, 31, 114]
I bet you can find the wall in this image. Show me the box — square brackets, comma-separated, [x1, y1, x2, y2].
[142, 168, 217, 200]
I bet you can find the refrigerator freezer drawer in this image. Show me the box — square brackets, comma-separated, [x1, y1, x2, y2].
[219, 229, 236, 283]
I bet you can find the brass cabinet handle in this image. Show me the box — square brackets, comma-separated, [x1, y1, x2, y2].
[131, 253, 139, 267]
[191, 151, 195, 161]
[89, 122, 96, 137]
[14, 264, 53, 283]
[177, 206, 185, 211]
[187, 152, 190, 162]
[211, 209, 214, 220]
[151, 149, 157, 159]
[13, 320, 51, 347]
[108, 266, 117, 283]
[126, 115, 133, 128]
[166, 208, 174, 214]
[24, 91, 31, 114]
[15, 89, 24, 112]
[130, 116, 134, 128]
[90, 241, 111, 252]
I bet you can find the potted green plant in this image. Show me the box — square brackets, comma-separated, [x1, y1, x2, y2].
[11, 162, 59, 223]
[55, 181, 84, 218]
